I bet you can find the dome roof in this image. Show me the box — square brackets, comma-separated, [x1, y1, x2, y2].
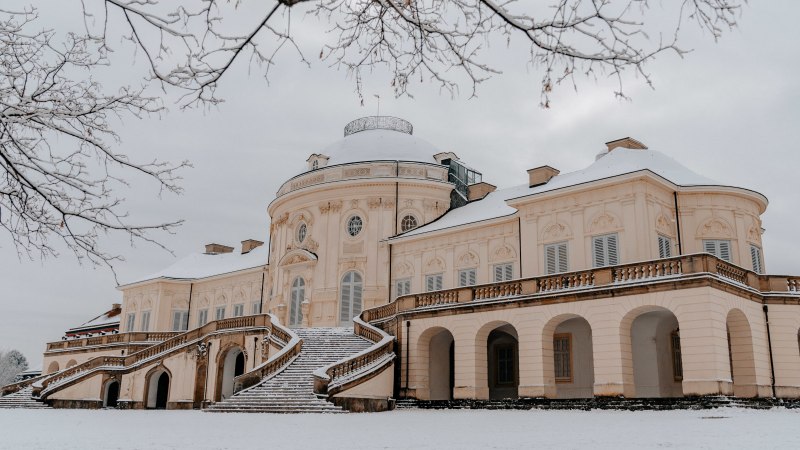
[319, 128, 440, 167]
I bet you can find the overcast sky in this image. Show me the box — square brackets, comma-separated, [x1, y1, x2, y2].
[2, 1, 799, 366]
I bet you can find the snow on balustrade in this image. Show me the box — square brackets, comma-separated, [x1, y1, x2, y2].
[613, 259, 683, 283]
[715, 261, 748, 285]
[788, 278, 799, 292]
[538, 271, 594, 292]
[473, 280, 523, 300]
[415, 290, 459, 307]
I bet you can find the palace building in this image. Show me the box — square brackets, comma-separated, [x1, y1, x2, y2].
[2, 116, 799, 411]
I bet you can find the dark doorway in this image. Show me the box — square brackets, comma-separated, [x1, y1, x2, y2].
[487, 328, 519, 400]
[235, 352, 245, 377]
[105, 381, 119, 408]
[156, 372, 169, 409]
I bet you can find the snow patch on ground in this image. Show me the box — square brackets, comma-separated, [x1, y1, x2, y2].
[1, 408, 798, 449]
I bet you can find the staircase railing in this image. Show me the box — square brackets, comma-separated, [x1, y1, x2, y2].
[34, 314, 271, 400]
[1, 373, 49, 397]
[313, 316, 395, 397]
[233, 317, 301, 393]
[46, 331, 182, 353]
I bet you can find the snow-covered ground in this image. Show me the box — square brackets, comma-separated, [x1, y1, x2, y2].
[1, 408, 798, 449]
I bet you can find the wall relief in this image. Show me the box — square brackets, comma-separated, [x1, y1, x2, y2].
[697, 217, 733, 238]
[456, 251, 479, 268]
[540, 222, 571, 242]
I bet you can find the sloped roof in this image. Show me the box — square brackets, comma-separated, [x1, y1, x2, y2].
[318, 129, 440, 167]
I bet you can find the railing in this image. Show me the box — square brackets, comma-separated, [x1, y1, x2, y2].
[613, 258, 682, 283]
[1, 373, 48, 396]
[363, 301, 398, 323]
[416, 290, 459, 307]
[314, 317, 395, 397]
[234, 317, 301, 393]
[46, 331, 183, 352]
[36, 315, 271, 399]
[790, 278, 800, 292]
[473, 280, 523, 300]
[344, 116, 413, 136]
[538, 270, 594, 292]
[716, 261, 748, 285]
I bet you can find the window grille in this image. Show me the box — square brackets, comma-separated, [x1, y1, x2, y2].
[347, 216, 363, 237]
[554, 334, 572, 382]
[401, 215, 418, 232]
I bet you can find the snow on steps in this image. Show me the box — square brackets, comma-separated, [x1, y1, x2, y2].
[0, 387, 50, 409]
[207, 327, 372, 413]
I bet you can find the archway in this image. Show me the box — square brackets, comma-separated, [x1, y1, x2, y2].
[543, 315, 595, 399]
[726, 309, 757, 397]
[289, 277, 305, 327]
[216, 346, 246, 401]
[486, 324, 519, 400]
[428, 329, 455, 400]
[46, 361, 60, 374]
[146, 368, 171, 409]
[627, 308, 683, 398]
[103, 379, 120, 408]
[339, 271, 363, 325]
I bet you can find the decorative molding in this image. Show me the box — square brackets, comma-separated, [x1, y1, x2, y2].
[456, 251, 479, 268]
[425, 256, 446, 273]
[350, 199, 359, 209]
[588, 212, 621, 234]
[490, 244, 516, 262]
[279, 249, 318, 267]
[540, 222, 572, 243]
[655, 213, 674, 237]
[330, 201, 343, 213]
[697, 217, 733, 238]
[305, 238, 319, 252]
[367, 197, 382, 209]
[395, 261, 414, 277]
[747, 217, 762, 243]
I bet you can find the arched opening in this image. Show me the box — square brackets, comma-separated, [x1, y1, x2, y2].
[339, 271, 363, 326]
[289, 277, 305, 327]
[543, 315, 595, 399]
[103, 380, 120, 408]
[46, 361, 60, 374]
[486, 324, 519, 400]
[726, 309, 758, 397]
[216, 346, 246, 401]
[146, 368, 171, 409]
[66, 359, 78, 369]
[628, 308, 683, 398]
[193, 363, 207, 408]
[428, 329, 455, 400]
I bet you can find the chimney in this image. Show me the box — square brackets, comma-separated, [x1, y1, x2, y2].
[467, 182, 497, 201]
[205, 243, 234, 254]
[111, 303, 121, 311]
[605, 137, 647, 152]
[241, 239, 264, 254]
[527, 166, 560, 187]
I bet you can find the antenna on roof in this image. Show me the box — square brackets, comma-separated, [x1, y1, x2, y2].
[373, 94, 380, 117]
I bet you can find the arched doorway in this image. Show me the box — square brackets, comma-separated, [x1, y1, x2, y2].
[339, 271, 363, 325]
[428, 329, 455, 400]
[47, 361, 60, 374]
[727, 309, 757, 397]
[146, 368, 171, 409]
[289, 277, 305, 327]
[216, 346, 246, 401]
[543, 315, 595, 399]
[487, 325, 519, 400]
[104, 380, 120, 408]
[628, 308, 683, 398]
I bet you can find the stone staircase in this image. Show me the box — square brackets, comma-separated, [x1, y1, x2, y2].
[207, 327, 372, 413]
[0, 387, 49, 409]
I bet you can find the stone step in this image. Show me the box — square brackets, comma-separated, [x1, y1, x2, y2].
[0, 387, 50, 409]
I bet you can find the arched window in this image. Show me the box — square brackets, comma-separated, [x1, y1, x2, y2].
[339, 271, 363, 325]
[290, 277, 305, 327]
[401, 215, 418, 232]
[297, 223, 307, 243]
[347, 215, 363, 237]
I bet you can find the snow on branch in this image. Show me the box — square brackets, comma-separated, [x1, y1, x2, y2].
[0, 8, 189, 277]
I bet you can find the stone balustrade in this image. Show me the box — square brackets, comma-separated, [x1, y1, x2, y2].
[46, 331, 183, 353]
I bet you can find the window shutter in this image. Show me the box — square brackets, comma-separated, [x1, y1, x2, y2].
[468, 269, 476, 286]
[719, 241, 731, 262]
[607, 234, 619, 266]
[435, 274, 443, 290]
[353, 281, 363, 314]
[658, 235, 672, 259]
[750, 245, 763, 273]
[459, 270, 468, 287]
[704, 240, 717, 255]
[557, 243, 569, 273]
[494, 265, 503, 282]
[504, 264, 513, 281]
[340, 284, 351, 322]
[545, 245, 557, 275]
[172, 312, 180, 331]
[426, 275, 434, 292]
[593, 236, 605, 268]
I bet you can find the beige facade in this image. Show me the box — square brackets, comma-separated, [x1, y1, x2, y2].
[11, 118, 799, 411]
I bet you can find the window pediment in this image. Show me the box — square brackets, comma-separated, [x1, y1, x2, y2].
[279, 249, 318, 267]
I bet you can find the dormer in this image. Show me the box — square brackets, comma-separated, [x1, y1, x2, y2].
[434, 151, 459, 165]
[605, 137, 648, 152]
[306, 153, 330, 171]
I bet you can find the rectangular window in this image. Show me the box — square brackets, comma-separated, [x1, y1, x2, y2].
[554, 333, 572, 383]
[215, 306, 226, 321]
[493, 263, 514, 282]
[395, 278, 412, 297]
[703, 239, 732, 262]
[126, 313, 136, 332]
[592, 233, 619, 268]
[140, 311, 151, 332]
[233, 303, 245, 317]
[750, 245, 764, 274]
[544, 242, 569, 275]
[496, 345, 515, 385]
[172, 310, 189, 331]
[251, 302, 262, 315]
[458, 268, 477, 287]
[671, 330, 683, 381]
[425, 273, 443, 292]
[197, 309, 209, 327]
[658, 235, 673, 259]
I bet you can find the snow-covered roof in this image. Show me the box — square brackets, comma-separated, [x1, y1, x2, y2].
[318, 129, 440, 168]
[399, 147, 761, 239]
[120, 244, 268, 287]
[76, 312, 120, 329]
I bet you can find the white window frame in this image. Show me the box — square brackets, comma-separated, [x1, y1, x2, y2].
[125, 313, 136, 332]
[544, 242, 569, 275]
[172, 310, 189, 331]
[197, 309, 209, 327]
[493, 263, 514, 282]
[215, 306, 226, 321]
[425, 273, 443, 292]
[395, 278, 412, 297]
[750, 244, 764, 274]
[251, 302, 262, 315]
[140, 311, 151, 332]
[592, 233, 620, 268]
[233, 303, 245, 317]
[458, 268, 477, 287]
[658, 235, 673, 259]
[703, 239, 732, 262]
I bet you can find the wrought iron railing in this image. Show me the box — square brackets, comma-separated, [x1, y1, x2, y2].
[344, 116, 413, 136]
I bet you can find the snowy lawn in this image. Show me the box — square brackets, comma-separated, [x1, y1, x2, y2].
[1, 407, 798, 450]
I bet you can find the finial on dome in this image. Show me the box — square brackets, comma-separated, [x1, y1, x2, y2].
[344, 116, 413, 137]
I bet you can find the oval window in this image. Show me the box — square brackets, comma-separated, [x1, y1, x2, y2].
[401, 215, 418, 232]
[297, 223, 307, 243]
[347, 215, 363, 237]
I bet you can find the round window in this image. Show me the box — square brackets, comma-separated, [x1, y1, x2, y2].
[347, 215, 363, 237]
[297, 223, 307, 243]
[401, 215, 418, 232]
